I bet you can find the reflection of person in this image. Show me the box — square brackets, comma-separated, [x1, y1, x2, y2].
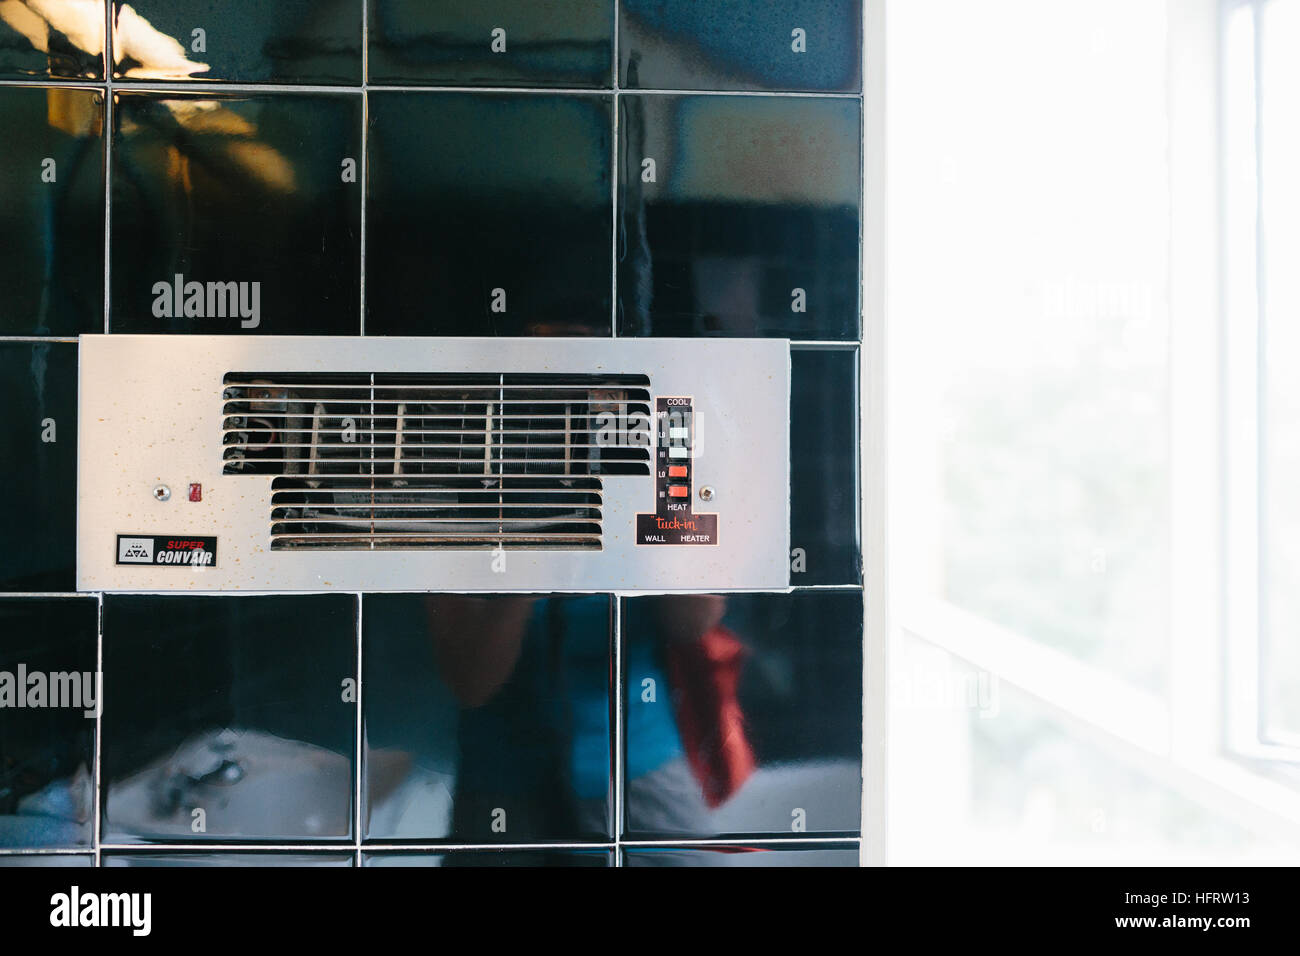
[422, 594, 756, 841]
[0, 0, 105, 69]
[625, 595, 756, 838]
[0, 1, 211, 78]
[0, 753, 91, 848]
[425, 594, 613, 840]
[621, 596, 720, 836]
[366, 592, 757, 849]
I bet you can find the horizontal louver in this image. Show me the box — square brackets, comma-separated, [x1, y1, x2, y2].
[221, 372, 653, 550]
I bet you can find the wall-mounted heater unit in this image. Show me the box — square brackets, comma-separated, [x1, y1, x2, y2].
[76, 336, 790, 592]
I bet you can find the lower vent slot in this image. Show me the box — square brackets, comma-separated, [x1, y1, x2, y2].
[269, 476, 604, 551]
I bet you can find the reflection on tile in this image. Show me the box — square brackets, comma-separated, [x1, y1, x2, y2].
[0, 854, 94, 866]
[368, 0, 612, 88]
[0, 344, 78, 591]
[0, 0, 104, 79]
[623, 843, 859, 867]
[363, 849, 611, 867]
[104, 852, 353, 866]
[110, 90, 361, 334]
[618, 94, 860, 338]
[791, 348, 860, 585]
[0, 598, 98, 849]
[622, 591, 862, 838]
[111, 0, 361, 84]
[0, 87, 104, 335]
[366, 92, 611, 335]
[362, 594, 612, 842]
[620, 0, 861, 92]
[101, 595, 357, 843]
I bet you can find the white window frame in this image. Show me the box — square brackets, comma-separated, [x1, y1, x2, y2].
[1221, 0, 1300, 763]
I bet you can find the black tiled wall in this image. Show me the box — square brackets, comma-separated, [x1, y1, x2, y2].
[367, 0, 614, 88]
[110, 90, 363, 334]
[366, 91, 612, 335]
[618, 94, 861, 338]
[0, 343, 79, 591]
[0, 599, 97, 849]
[619, 0, 863, 92]
[100, 595, 357, 844]
[0, 1, 864, 868]
[110, 0, 363, 85]
[0, 86, 103, 336]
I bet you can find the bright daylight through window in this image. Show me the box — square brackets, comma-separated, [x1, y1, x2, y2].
[888, 0, 1300, 864]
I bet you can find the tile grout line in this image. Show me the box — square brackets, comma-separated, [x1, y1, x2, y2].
[0, 585, 861, 599]
[94, 0, 110, 863]
[612, 596, 623, 865]
[356, 2, 367, 866]
[29, 836, 865, 854]
[0, 335, 862, 347]
[0, 337, 80, 343]
[92, 593, 103, 865]
[0, 77, 861, 98]
[353, 594, 364, 865]
[610, 6, 619, 343]
[101, 0, 112, 336]
[618, 836, 864, 848]
[359, 0, 368, 338]
[88, 844, 613, 852]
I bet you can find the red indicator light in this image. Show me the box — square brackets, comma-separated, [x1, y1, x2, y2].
[188, 483, 202, 502]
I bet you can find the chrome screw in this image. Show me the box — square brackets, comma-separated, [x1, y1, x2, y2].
[699, 485, 715, 502]
[153, 484, 171, 502]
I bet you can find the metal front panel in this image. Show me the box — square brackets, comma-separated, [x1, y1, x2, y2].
[77, 335, 790, 592]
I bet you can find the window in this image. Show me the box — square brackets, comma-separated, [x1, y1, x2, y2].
[887, 0, 1300, 864]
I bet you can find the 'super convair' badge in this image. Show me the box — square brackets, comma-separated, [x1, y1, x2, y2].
[116, 535, 218, 568]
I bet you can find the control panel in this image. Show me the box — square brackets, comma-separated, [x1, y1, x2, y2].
[635, 396, 718, 546]
[78, 336, 786, 591]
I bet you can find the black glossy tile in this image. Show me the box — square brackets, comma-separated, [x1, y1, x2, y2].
[0, 1, 104, 79]
[791, 348, 861, 585]
[620, 0, 861, 92]
[0, 598, 98, 849]
[100, 595, 357, 843]
[104, 851, 353, 866]
[618, 94, 860, 338]
[0, 86, 104, 335]
[363, 849, 612, 867]
[366, 92, 611, 336]
[0, 344, 78, 591]
[623, 843, 858, 867]
[368, 0, 613, 88]
[0, 853, 93, 866]
[621, 591, 862, 838]
[362, 594, 612, 842]
[110, 90, 362, 334]
[111, 0, 361, 84]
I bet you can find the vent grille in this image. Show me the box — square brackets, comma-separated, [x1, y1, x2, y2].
[221, 373, 653, 550]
